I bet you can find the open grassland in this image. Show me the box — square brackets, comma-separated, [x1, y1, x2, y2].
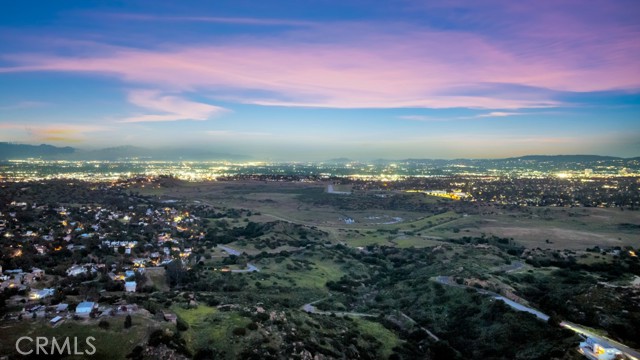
[171, 304, 251, 356]
[0, 314, 160, 360]
[135, 180, 640, 250]
[422, 207, 640, 250]
[257, 254, 350, 289]
[352, 318, 402, 359]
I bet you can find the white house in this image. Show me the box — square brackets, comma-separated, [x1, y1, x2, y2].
[66, 265, 89, 277]
[29, 288, 54, 300]
[50, 316, 63, 326]
[579, 338, 622, 360]
[125, 281, 137, 292]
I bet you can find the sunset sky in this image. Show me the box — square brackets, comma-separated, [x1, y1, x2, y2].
[1, 0, 639, 160]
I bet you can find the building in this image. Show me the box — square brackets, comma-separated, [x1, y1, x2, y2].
[579, 337, 622, 360]
[125, 281, 137, 293]
[163, 311, 177, 324]
[66, 265, 88, 277]
[29, 288, 54, 300]
[75, 301, 96, 317]
[31, 268, 45, 278]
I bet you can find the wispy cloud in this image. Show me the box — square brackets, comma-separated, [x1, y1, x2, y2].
[23, 124, 108, 143]
[475, 111, 522, 118]
[400, 111, 524, 122]
[0, 101, 49, 110]
[206, 130, 271, 137]
[105, 13, 315, 27]
[397, 115, 450, 122]
[1, 4, 638, 111]
[120, 90, 228, 123]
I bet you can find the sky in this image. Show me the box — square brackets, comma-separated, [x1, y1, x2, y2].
[0, 0, 639, 160]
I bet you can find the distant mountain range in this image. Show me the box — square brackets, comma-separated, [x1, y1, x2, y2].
[0, 142, 75, 159]
[326, 154, 639, 164]
[504, 155, 635, 162]
[0, 142, 638, 162]
[0, 143, 250, 161]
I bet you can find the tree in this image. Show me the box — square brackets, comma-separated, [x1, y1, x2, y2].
[124, 314, 132, 329]
[166, 260, 187, 287]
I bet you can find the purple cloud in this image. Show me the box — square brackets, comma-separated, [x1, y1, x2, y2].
[1, 6, 638, 111]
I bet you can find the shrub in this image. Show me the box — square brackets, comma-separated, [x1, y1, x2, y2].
[232, 327, 247, 336]
[176, 318, 189, 331]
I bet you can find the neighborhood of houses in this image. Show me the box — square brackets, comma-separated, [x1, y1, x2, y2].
[0, 189, 210, 331]
[1, 263, 148, 324]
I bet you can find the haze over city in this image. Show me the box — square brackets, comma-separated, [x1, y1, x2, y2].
[1, 0, 639, 160]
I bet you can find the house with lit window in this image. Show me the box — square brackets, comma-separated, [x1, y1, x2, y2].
[28, 288, 54, 300]
[579, 337, 622, 360]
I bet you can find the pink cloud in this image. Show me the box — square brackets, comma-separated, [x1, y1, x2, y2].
[400, 111, 524, 122]
[120, 90, 227, 123]
[1, 18, 638, 110]
[475, 111, 522, 118]
[6, 123, 110, 143]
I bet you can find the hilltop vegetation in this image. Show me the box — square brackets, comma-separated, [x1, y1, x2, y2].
[0, 178, 638, 359]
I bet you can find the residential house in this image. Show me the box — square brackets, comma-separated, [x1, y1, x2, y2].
[66, 265, 89, 277]
[29, 288, 54, 300]
[50, 316, 63, 326]
[579, 338, 622, 360]
[75, 301, 96, 317]
[31, 268, 45, 278]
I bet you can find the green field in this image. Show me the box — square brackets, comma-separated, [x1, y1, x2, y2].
[0, 315, 160, 359]
[171, 304, 251, 356]
[134, 180, 640, 250]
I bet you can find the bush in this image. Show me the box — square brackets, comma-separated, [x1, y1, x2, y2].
[99, 319, 110, 329]
[232, 327, 246, 336]
[176, 318, 189, 331]
[124, 314, 132, 329]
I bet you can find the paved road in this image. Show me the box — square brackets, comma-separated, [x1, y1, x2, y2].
[218, 245, 241, 256]
[399, 312, 440, 341]
[493, 296, 549, 321]
[560, 322, 640, 360]
[301, 298, 375, 318]
[217, 246, 260, 272]
[435, 275, 640, 359]
[231, 263, 260, 273]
